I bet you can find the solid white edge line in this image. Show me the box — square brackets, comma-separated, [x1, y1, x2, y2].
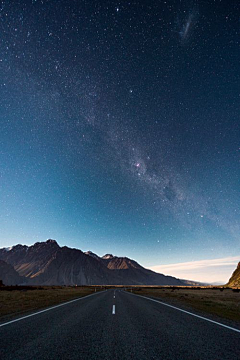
[112, 305, 115, 314]
[0, 290, 104, 328]
[127, 291, 240, 334]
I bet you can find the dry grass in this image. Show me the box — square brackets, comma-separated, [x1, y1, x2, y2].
[129, 287, 240, 323]
[0, 286, 102, 321]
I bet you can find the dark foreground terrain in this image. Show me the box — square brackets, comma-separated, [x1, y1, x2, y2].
[0, 286, 101, 321]
[128, 286, 240, 322]
[0, 289, 240, 360]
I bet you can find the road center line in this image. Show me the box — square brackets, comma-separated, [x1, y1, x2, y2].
[0, 291, 103, 328]
[127, 292, 240, 334]
[112, 305, 115, 315]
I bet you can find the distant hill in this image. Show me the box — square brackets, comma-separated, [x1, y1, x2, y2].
[0, 259, 24, 285]
[227, 262, 240, 287]
[0, 239, 195, 286]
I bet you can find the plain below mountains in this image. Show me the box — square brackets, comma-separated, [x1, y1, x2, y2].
[0, 239, 196, 286]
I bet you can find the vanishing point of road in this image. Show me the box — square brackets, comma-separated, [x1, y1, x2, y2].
[0, 289, 239, 360]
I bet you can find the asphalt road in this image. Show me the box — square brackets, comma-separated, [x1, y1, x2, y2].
[0, 289, 240, 360]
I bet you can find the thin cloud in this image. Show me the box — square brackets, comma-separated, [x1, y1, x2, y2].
[149, 256, 240, 284]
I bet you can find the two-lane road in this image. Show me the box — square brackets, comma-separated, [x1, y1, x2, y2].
[0, 289, 239, 359]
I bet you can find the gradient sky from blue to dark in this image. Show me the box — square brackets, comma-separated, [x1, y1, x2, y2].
[0, 0, 239, 269]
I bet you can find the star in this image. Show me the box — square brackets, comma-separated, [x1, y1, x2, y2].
[0, 0, 238, 286]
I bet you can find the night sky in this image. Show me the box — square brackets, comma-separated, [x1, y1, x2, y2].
[0, 0, 239, 282]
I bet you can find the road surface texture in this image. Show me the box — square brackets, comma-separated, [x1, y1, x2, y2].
[0, 289, 239, 359]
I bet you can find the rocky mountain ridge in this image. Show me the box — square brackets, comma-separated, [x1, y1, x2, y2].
[0, 259, 24, 285]
[227, 262, 240, 287]
[0, 239, 193, 286]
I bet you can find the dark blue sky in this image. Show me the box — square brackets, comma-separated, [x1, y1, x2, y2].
[0, 0, 239, 272]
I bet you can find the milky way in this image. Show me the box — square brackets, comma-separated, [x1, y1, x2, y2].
[0, 0, 239, 269]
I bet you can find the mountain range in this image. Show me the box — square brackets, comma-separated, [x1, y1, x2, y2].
[227, 262, 240, 287]
[0, 259, 24, 285]
[0, 239, 199, 286]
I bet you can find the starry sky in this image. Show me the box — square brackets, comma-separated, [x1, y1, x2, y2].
[0, 0, 239, 282]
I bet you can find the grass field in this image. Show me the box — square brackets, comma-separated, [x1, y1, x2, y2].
[128, 287, 240, 323]
[0, 286, 102, 321]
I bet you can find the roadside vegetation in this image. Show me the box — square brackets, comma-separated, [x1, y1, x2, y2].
[127, 286, 240, 323]
[0, 286, 102, 321]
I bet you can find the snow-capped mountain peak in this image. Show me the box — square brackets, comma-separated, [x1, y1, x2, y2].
[102, 254, 114, 259]
[4, 246, 13, 252]
[84, 251, 99, 259]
